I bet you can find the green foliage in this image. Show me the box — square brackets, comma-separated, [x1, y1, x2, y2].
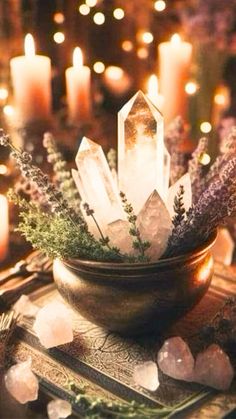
[67, 381, 175, 419]
[172, 185, 186, 228]
[120, 192, 150, 262]
[8, 190, 125, 262]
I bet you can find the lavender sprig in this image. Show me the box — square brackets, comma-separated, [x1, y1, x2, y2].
[188, 137, 209, 202]
[165, 117, 188, 184]
[0, 129, 87, 233]
[206, 127, 236, 184]
[43, 132, 81, 211]
[172, 185, 186, 228]
[120, 192, 150, 262]
[166, 157, 236, 257]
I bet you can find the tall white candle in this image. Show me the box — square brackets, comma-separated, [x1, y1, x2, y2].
[146, 74, 164, 111]
[0, 195, 9, 261]
[66, 47, 91, 125]
[158, 34, 192, 124]
[10, 34, 52, 125]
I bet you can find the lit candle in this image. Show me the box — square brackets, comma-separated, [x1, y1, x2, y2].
[158, 34, 192, 124]
[146, 74, 164, 111]
[10, 34, 52, 125]
[0, 195, 9, 261]
[66, 47, 91, 125]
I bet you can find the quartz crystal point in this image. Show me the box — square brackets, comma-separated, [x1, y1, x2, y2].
[137, 190, 172, 260]
[75, 137, 124, 229]
[212, 228, 234, 266]
[33, 301, 73, 349]
[106, 219, 134, 254]
[5, 358, 39, 404]
[133, 361, 159, 392]
[167, 173, 192, 220]
[47, 399, 72, 419]
[157, 337, 194, 381]
[194, 344, 234, 390]
[118, 91, 169, 213]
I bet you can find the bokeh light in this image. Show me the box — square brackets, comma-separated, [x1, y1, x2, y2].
[53, 31, 65, 44]
[93, 12, 105, 25]
[185, 81, 198, 95]
[113, 8, 125, 20]
[93, 61, 105, 73]
[200, 122, 212, 134]
[154, 0, 166, 12]
[79, 4, 90, 15]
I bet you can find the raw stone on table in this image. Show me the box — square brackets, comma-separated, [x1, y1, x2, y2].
[137, 190, 172, 261]
[5, 358, 39, 404]
[13, 294, 39, 318]
[194, 344, 234, 390]
[33, 301, 73, 349]
[157, 337, 194, 381]
[47, 399, 72, 419]
[133, 361, 159, 392]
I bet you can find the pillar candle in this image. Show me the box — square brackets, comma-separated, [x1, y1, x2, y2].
[146, 74, 164, 111]
[0, 195, 9, 261]
[10, 34, 52, 125]
[66, 47, 91, 125]
[158, 34, 192, 124]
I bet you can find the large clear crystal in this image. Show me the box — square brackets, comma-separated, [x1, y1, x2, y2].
[75, 137, 124, 229]
[118, 91, 168, 212]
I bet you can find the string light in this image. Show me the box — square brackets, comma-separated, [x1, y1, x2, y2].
[154, 0, 166, 12]
[93, 12, 105, 25]
[93, 61, 105, 73]
[200, 153, 211, 165]
[200, 122, 212, 134]
[79, 4, 90, 15]
[53, 31, 65, 43]
[86, 0, 97, 7]
[113, 8, 125, 20]
[3, 105, 15, 117]
[185, 81, 198, 95]
[0, 88, 8, 100]
[122, 40, 133, 52]
[137, 47, 148, 59]
[53, 12, 65, 24]
[142, 32, 154, 44]
[214, 93, 226, 105]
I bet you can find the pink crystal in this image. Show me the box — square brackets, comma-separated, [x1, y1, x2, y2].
[47, 399, 72, 419]
[33, 301, 73, 349]
[13, 294, 39, 318]
[194, 344, 234, 390]
[133, 361, 159, 392]
[5, 358, 39, 404]
[157, 337, 194, 381]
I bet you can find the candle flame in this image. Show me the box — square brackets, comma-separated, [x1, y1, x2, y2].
[24, 34, 35, 57]
[147, 74, 159, 95]
[170, 33, 181, 45]
[73, 47, 83, 68]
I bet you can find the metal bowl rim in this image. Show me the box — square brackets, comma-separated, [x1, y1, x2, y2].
[63, 229, 217, 271]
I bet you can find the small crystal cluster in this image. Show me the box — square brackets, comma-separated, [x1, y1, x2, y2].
[5, 358, 39, 404]
[157, 337, 234, 391]
[72, 91, 192, 261]
[133, 337, 234, 392]
[33, 301, 73, 348]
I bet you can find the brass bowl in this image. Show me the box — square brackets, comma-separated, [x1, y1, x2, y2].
[53, 231, 217, 336]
